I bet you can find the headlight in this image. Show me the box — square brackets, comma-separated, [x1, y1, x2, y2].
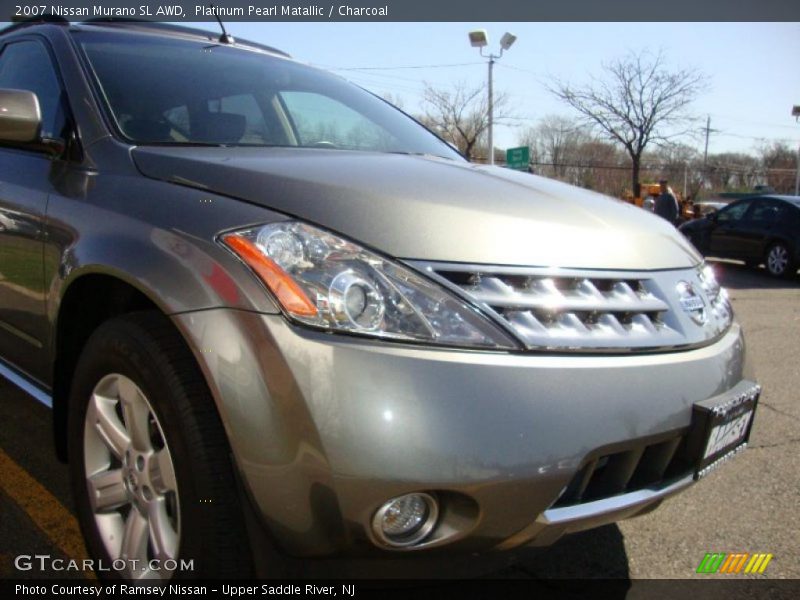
[699, 264, 721, 302]
[699, 263, 733, 328]
[221, 222, 516, 349]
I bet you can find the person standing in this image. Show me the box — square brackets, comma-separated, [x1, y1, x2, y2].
[654, 179, 680, 225]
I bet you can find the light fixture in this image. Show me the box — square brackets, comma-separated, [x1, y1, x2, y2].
[372, 492, 438, 547]
[468, 29, 488, 48]
[499, 32, 517, 51]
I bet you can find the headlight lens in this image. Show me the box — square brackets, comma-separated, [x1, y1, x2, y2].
[699, 263, 733, 328]
[221, 222, 516, 349]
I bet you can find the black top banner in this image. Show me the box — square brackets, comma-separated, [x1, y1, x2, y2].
[2, 0, 799, 22]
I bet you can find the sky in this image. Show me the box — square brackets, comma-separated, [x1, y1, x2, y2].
[217, 21, 800, 156]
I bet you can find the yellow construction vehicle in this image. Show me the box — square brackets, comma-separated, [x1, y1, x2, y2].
[623, 182, 695, 221]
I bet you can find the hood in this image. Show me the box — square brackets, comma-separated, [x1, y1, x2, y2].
[132, 146, 702, 270]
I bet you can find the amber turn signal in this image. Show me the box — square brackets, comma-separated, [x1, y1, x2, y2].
[222, 234, 318, 317]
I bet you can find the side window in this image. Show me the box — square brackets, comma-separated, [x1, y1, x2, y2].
[746, 200, 781, 224]
[0, 40, 67, 139]
[717, 200, 752, 224]
[162, 105, 191, 140]
[279, 91, 398, 151]
[208, 94, 269, 144]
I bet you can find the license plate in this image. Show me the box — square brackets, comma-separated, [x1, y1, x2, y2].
[685, 382, 760, 478]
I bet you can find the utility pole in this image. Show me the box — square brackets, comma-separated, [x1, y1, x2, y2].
[701, 116, 719, 191]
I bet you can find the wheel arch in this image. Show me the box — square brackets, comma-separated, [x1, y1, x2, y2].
[764, 235, 795, 254]
[52, 271, 179, 462]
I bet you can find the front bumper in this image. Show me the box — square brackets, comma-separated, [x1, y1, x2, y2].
[173, 309, 751, 557]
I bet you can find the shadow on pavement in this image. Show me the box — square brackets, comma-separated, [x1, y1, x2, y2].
[292, 524, 630, 582]
[504, 524, 630, 579]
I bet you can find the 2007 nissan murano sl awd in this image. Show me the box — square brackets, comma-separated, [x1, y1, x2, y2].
[0, 19, 759, 579]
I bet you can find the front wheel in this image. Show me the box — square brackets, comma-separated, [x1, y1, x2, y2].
[765, 242, 796, 279]
[68, 312, 253, 580]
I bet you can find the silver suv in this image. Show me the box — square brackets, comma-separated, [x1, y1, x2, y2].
[0, 20, 759, 579]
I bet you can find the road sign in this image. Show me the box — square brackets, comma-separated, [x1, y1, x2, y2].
[506, 146, 530, 170]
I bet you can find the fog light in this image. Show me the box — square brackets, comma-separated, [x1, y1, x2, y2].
[372, 492, 438, 547]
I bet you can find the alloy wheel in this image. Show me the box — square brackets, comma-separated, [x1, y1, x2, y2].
[767, 245, 789, 276]
[83, 373, 180, 579]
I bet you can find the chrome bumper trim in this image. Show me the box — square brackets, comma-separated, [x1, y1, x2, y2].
[541, 473, 695, 526]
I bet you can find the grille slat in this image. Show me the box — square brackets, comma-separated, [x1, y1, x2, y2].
[628, 437, 683, 489]
[557, 459, 598, 506]
[467, 276, 669, 313]
[582, 448, 645, 501]
[597, 313, 627, 335]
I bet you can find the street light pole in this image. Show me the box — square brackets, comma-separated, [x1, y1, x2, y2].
[468, 30, 516, 166]
[487, 55, 494, 165]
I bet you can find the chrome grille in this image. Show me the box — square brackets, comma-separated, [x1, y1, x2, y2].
[408, 262, 733, 351]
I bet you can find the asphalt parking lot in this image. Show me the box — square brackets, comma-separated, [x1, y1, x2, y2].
[1, 260, 798, 582]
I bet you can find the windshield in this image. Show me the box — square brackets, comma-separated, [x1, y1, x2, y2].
[74, 29, 461, 159]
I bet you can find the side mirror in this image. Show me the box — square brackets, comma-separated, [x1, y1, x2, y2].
[0, 89, 42, 144]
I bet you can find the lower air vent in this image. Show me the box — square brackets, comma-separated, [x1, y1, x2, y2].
[553, 434, 692, 508]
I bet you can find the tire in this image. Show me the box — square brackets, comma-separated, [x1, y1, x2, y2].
[764, 242, 796, 279]
[67, 311, 253, 580]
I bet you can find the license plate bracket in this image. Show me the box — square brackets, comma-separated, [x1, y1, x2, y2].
[685, 382, 760, 479]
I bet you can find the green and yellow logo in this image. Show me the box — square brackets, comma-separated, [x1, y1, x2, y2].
[696, 552, 773, 574]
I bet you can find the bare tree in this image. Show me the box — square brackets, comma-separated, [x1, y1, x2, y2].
[419, 81, 511, 161]
[649, 142, 702, 199]
[549, 49, 707, 196]
[520, 115, 634, 195]
[519, 115, 589, 179]
[573, 140, 630, 194]
[758, 141, 797, 194]
[380, 92, 404, 110]
[705, 152, 761, 192]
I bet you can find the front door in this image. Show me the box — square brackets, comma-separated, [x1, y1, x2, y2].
[0, 38, 69, 383]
